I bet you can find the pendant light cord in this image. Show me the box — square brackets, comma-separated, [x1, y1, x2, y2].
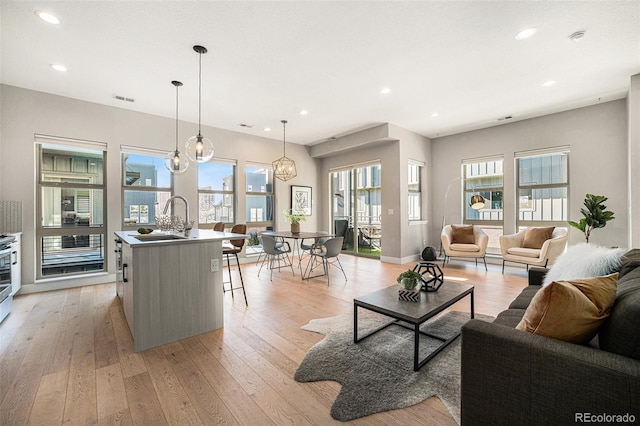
[175, 84, 179, 151]
[282, 120, 287, 156]
[198, 51, 202, 135]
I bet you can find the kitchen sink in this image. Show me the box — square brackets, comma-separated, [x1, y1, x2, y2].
[134, 234, 188, 241]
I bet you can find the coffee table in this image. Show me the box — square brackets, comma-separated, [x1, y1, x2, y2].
[353, 281, 474, 371]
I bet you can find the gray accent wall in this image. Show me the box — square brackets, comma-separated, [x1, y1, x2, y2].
[0, 84, 319, 291]
[431, 99, 629, 249]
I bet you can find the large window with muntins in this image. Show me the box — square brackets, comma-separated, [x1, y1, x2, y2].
[36, 138, 107, 279]
[408, 161, 423, 221]
[198, 160, 235, 226]
[463, 157, 504, 254]
[121, 150, 172, 228]
[516, 148, 569, 229]
[245, 163, 274, 230]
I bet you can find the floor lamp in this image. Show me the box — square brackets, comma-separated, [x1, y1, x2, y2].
[439, 177, 486, 256]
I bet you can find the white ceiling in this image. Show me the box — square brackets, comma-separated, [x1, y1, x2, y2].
[1, 1, 639, 145]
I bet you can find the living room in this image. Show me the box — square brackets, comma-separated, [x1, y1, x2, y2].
[1, 1, 639, 424]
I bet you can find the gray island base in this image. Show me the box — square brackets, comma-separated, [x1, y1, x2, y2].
[114, 229, 246, 352]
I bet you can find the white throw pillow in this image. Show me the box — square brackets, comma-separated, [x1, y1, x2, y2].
[542, 243, 626, 286]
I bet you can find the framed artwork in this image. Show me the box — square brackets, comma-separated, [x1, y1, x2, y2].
[291, 185, 312, 216]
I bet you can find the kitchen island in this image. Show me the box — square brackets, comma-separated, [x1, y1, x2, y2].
[114, 229, 245, 352]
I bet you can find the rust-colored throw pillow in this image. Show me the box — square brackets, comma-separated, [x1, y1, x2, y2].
[522, 226, 555, 249]
[516, 273, 618, 344]
[451, 224, 474, 244]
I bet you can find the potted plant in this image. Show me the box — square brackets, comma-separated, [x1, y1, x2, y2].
[568, 194, 615, 243]
[396, 269, 422, 301]
[283, 209, 306, 234]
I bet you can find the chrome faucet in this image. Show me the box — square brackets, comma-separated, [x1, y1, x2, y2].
[163, 195, 192, 232]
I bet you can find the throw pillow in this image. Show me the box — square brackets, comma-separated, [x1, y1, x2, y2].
[542, 243, 626, 286]
[522, 226, 555, 249]
[451, 224, 474, 244]
[516, 273, 618, 344]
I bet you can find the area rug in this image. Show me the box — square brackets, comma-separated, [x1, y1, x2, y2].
[294, 310, 493, 423]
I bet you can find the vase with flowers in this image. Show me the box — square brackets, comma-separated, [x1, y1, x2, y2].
[283, 209, 306, 234]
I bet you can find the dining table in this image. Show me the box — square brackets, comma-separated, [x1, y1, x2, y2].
[260, 230, 334, 277]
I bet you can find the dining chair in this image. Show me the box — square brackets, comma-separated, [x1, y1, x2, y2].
[258, 235, 295, 281]
[222, 223, 247, 305]
[213, 222, 225, 232]
[303, 236, 346, 285]
[299, 231, 329, 266]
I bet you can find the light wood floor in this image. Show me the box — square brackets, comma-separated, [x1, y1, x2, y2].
[0, 255, 528, 425]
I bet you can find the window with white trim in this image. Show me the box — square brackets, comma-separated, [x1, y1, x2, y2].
[408, 161, 422, 221]
[463, 157, 504, 255]
[36, 137, 106, 279]
[121, 149, 173, 228]
[198, 160, 235, 226]
[516, 148, 569, 229]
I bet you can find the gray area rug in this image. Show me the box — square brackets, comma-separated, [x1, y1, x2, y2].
[294, 310, 493, 423]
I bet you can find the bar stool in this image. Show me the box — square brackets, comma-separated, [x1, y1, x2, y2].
[223, 224, 247, 306]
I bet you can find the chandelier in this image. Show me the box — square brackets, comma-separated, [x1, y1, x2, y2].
[272, 120, 297, 181]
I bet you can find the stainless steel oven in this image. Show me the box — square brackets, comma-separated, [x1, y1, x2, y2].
[0, 235, 15, 323]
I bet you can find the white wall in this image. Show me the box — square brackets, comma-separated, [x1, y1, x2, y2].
[0, 84, 319, 291]
[313, 123, 432, 263]
[628, 74, 640, 248]
[432, 99, 629, 249]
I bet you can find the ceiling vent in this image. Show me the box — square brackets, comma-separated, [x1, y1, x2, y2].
[569, 30, 586, 42]
[113, 94, 135, 103]
[497, 115, 513, 121]
[238, 123, 254, 128]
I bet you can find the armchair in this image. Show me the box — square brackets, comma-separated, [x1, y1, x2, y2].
[500, 227, 568, 273]
[441, 225, 488, 270]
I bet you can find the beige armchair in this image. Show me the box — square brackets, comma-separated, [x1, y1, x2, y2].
[499, 227, 568, 273]
[441, 225, 489, 270]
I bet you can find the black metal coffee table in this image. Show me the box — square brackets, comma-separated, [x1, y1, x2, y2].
[354, 282, 474, 371]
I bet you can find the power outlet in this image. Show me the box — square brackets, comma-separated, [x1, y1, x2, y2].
[210, 259, 219, 272]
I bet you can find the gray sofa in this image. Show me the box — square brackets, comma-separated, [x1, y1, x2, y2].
[461, 249, 640, 425]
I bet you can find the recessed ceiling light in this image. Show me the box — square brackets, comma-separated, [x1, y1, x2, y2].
[431, 112, 439, 118]
[300, 109, 308, 115]
[264, 127, 271, 132]
[542, 80, 557, 87]
[380, 87, 391, 95]
[35, 10, 60, 25]
[50, 64, 68, 72]
[515, 27, 537, 40]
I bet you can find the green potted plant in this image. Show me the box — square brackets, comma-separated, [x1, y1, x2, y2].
[568, 194, 615, 243]
[396, 269, 422, 301]
[283, 209, 306, 234]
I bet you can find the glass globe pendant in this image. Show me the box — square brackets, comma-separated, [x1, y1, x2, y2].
[185, 45, 214, 163]
[164, 80, 189, 174]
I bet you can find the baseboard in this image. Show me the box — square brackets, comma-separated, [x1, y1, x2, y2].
[20, 273, 117, 294]
[380, 254, 421, 264]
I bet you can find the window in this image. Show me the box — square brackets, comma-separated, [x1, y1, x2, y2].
[36, 138, 106, 279]
[122, 150, 172, 228]
[198, 160, 235, 226]
[245, 163, 274, 231]
[408, 162, 422, 221]
[516, 148, 569, 228]
[464, 158, 504, 254]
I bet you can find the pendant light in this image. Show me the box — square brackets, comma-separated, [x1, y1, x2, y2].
[272, 120, 297, 181]
[185, 45, 214, 162]
[164, 80, 189, 174]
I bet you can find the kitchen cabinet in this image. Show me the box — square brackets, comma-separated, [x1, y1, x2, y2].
[114, 229, 245, 352]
